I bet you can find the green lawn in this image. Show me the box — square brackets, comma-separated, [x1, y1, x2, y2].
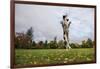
[15, 48, 95, 66]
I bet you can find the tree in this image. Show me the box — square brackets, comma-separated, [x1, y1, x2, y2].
[86, 38, 93, 48]
[53, 37, 58, 48]
[81, 38, 93, 48]
[81, 40, 86, 48]
[15, 34, 20, 48]
[49, 41, 55, 49]
[70, 43, 80, 48]
[49, 37, 58, 49]
[26, 27, 33, 40]
[15, 27, 34, 49]
[26, 27, 34, 48]
[34, 41, 44, 49]
[70, 43, 76, 48]
[15, 32, 32, 49]
[44, 40, 49, 49]
[57, 40, 65, 49]
[32, 41, 36, 49]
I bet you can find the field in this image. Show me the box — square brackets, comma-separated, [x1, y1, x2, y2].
[15, 48, 95, 66]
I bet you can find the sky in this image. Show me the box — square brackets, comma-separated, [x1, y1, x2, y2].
[15, 4, 94, 43]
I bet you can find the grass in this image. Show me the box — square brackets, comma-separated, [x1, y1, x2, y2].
[15, 48, 95, 66]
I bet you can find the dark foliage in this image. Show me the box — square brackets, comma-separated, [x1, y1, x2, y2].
[15, 27, 94, 49]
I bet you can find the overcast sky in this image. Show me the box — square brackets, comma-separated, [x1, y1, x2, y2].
[15, 4, 94, 43]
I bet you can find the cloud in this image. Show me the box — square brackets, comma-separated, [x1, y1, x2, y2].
[15, 4, 94, 43]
